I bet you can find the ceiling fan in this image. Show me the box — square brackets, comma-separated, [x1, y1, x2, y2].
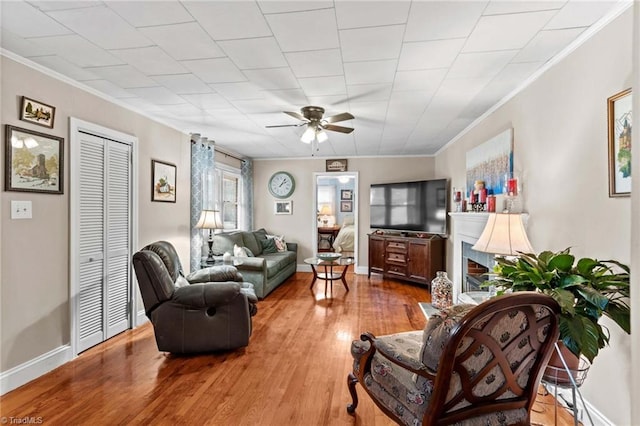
[266, 106, 354, 145]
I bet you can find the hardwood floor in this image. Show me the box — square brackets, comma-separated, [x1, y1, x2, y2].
[1, 272, 575, 425]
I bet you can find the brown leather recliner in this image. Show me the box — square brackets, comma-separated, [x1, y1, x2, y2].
[132, 241, 258, 353]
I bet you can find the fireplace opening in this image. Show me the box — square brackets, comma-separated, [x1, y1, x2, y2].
[462, 241, 494, 293]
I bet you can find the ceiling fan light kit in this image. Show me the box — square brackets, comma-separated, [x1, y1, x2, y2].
[266, 105, 354, 154]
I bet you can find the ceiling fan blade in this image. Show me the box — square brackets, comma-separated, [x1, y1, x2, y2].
[324, 112, 354, 123]
[323, 123, 354, 134]
[265, 123, 306, 128]
[283, 111, 307, 121]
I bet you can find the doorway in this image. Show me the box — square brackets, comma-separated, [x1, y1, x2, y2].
[313, 172, 358, 265]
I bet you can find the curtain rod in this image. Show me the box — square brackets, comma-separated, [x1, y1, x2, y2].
[215, 148, 244, 162]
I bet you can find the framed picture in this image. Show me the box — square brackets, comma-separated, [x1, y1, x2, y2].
[466, 128, 513, 195]
[5, 125, 64, 194]
[608, 88, 632, 197]
[326, 159, 348, 172]
[20, 96, 56, 129]
[275, 200, 292, 215]
[340, 200, 353, 212]
[152, 159, 176, 203]
[341, 189, 353, 200]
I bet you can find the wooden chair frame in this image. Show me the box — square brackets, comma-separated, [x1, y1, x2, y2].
[347, 292, 560, 425]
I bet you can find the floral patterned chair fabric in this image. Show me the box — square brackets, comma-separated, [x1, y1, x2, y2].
[347, 292, 560, 426]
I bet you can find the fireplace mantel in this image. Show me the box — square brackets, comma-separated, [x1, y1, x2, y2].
[448, 212, 528, 303]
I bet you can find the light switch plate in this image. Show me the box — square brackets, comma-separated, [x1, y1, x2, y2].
[11, 200, 32, 219]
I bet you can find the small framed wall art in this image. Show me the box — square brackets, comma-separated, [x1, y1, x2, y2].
[607, 88, 632, 197]
[20, 96, 56, 129]
[152, 159, 176, 203]
[341, 189, 353, 200]
[340, 200, 353, 212]
[274, 200, 292, 215]
[5, 125, 64, 194]
[326, 159, 347, 172]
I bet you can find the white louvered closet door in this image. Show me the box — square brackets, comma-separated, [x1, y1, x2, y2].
[77, 132, 131, 353]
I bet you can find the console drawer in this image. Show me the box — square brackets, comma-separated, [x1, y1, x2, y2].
[387, 264, 407, 276]
[387, 252, 406, 263]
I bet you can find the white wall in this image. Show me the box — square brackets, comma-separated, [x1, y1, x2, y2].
[435, 9, 633, 425]
[0, 56, 191, 372]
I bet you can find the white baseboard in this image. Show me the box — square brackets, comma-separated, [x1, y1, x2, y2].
[136, 310, 148, 327]
[0, 345, 72, 396]
[548, 384, 613, 426]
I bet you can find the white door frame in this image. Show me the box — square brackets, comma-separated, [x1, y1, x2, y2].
[69, 118, 139, 357]
[312, 171, 359, 266]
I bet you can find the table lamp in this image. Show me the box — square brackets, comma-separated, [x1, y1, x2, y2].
[472, 213, 533, 257]
[195, 210, 223, 263]
[319, 204, 332, 226]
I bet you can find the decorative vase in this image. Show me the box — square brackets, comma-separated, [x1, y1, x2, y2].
[431, 271, 453, 309]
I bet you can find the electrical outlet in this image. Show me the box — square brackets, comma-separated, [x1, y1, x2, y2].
[11, 200, 32, 219]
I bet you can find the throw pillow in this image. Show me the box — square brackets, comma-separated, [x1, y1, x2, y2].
[233, 244, 248, 258]
[267, 234, 287, 252]
[175, 275, 190, 288]
[260, 237, 278, 254]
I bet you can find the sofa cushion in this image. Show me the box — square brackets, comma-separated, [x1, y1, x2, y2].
[263, 251, 296, 278]
[242, 231, 262, 257]
[212, 232, 243, 255]
[261, 238, 278, 254]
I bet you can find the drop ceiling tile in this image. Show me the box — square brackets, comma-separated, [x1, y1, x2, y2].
[335, 1, 410, 29]
[152, 74, 213, 94]
[232, 100, 279, 114]
[483, 1, 565, 15]
[265, 8, 339, 52]
[1, 29, 58, 57]
[463, 10, 557, 52]
[111, 46, 187, 75]
[244, 68, 300, 90]
[86, 64, 157, 88]
[218, 37, 287, 69]
[181, 58, 246, 84]
[448, 50, 518, 79]
[258, 1, 333, 14]
[285, 49, 343, 78]
[262, 89, 309, 107]
[210, 82, 264, 100]
[139, 23, 225, 61]
[128, 86, 186, 104]
[158, 103, 204, 117]
[121, 97, 165, 112]
[30, 35, 123, 67]
[344, 60, 397, 85]
[83, 79, 135, 99]
[1, 2, 73, 37]
[393, 69, 447, 93]
[404, 2, 486, 42]
[340, 25, 404, 62]
[31, 55, 99, 81]
[205, 110, 250, 122]
[398, 39, 466, 71]
[47, 6, 151, 50]
[544, 1, 617, 30]
[346, 84, 392, 102]
[298, 76, 347, 97]
[513, 27, 585, 63]
[305, 95, 350, 111]
[183, 1, 271, 40]
[348, 101, 389, 123]
[181, 93, 233, 110]
[105, 1, 193, 27]
[28, 1, 102, 11]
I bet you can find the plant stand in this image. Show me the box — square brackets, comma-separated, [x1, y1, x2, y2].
[541, 343, 594, 426]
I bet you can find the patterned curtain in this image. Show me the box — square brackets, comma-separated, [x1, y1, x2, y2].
[241, 159, 254, 231]
[190, 134, 215, 272]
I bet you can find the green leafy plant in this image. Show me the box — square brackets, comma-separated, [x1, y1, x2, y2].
[487, 249, 630, 363]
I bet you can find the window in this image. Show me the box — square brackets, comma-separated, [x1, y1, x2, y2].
[210, 165, 242, 230]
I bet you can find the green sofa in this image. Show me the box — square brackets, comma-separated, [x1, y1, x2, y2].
[211, 228, 298, 299]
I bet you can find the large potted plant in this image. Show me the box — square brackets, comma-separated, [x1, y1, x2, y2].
[487, 249, 630, 363]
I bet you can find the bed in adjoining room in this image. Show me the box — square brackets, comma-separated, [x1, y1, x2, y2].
[333, 215, 354, 258]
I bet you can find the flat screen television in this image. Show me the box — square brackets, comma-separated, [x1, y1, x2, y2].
[370, 178, 448, 235]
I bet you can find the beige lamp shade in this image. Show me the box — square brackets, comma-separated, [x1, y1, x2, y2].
[472, 213, 534, 256]
[319, 204, 332, 215]
[195, 210, 223, 230]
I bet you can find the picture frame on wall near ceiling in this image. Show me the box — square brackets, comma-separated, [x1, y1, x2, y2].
[4, 125, 64, 194]
[151, 159, 176, 203]
[274, 200, 292, 215]
[20, 96, 56, 129]
[608, 88, 632, 197]
[326, 159, 348, 172]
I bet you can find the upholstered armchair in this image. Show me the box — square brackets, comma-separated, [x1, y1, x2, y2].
[133, 241, 258, 353]
[347, 292, 560, 425]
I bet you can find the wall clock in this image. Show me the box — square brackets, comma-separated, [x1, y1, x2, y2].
[268, 171, 295, 199]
